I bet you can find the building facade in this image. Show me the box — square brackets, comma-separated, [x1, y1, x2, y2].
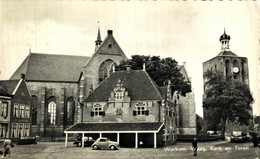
[174, 63, 197, 135]
[203, 30, 250, 133]
[10, 28, 196, 138]
[10, 30, 128, 137]
[65, 66, 176, 148]
[0, 77, 31, 141]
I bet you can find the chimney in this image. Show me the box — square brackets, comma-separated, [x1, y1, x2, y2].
[125, 65, 131, 73]
[107, 30, 113, 37]
[21, 74, 25, 80]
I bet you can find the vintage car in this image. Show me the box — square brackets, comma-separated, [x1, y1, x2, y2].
[91, 137, 119, 150]
[73, 136, 95, 147]
[230, 131, 247, 143]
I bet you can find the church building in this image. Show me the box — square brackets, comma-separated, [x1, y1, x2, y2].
[10, 28, 196, 139]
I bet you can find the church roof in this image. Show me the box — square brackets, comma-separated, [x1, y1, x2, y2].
[0, 80, 20, 95]
[84, 70, 163, 102]
[217, 50, 237, 56]
[178, 65, 191, 83]
[84, 30, 127, 67]
[10, 53, 90, 82]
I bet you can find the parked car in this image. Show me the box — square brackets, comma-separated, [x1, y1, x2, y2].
[231, 131, 245, 143]
[73, 136, 95, 147]
[91, 137, 119, 150]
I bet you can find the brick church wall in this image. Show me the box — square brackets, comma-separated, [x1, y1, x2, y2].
[27, 81, 79, 137]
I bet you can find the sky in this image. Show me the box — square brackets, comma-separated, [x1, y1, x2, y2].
[0, 1, 259, 117]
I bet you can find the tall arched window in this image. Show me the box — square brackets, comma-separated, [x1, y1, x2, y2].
[31, 95, 39, 125]
[225, 59, 231, 78]
[66, 98, 75, 125]
[47, 101, 56, 125]
[241, 60, 246, 83]
[98, 59, 115, 84]
[98, 63, 108, 83]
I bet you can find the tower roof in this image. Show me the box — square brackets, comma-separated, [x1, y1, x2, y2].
[95, 27, 102, 44]
[219, 29, 231, 42]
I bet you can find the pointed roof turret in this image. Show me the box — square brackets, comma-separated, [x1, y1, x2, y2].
[217, 28, 237, 56]
[95, 25, 102, 47]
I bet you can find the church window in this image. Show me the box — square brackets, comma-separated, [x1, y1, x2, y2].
[91, 104, 105, 116]
[108, 44, 112, 49]
[241, 60, 246, 83]
[11, 123, 17, 138]
[98, 62, 108, 83]
[225, 60, 231, 78]
[66, 98, 75, 125]
[31, 96, 38, 125]
[0, 102, 8, 118]
[47, 101, 56, 125]
[133, 102, 149, 116]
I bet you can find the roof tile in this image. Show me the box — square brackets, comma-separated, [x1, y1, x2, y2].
[84, 70, 163, 102]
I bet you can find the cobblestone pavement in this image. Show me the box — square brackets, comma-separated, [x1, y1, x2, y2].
[2, 141, 260, 159]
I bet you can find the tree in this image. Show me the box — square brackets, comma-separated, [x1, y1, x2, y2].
[117, 55, 191, 96]
[203, 69, 254, 138]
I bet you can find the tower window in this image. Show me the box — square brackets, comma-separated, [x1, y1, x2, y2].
[108, 44, 112, 49]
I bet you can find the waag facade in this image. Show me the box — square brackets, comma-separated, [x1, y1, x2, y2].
[64, 66, 177, 148]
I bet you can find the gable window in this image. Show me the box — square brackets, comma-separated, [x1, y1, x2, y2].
[25, 105, 30, 118]
[1, 102, 8, 118]
[91, 104, 105, 116]
[133, 102, 149, 116]
[115, 91, 124, 100]
[19, 105, 25, 117]
[14, 104, 19, 117]
[48, 101, 56, 125]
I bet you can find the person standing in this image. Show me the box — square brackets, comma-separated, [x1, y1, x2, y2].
[3, 138, 12, 158]
[192, 137, 198, 156]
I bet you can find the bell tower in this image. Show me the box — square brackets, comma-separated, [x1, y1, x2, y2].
[203, 29, 249, 85]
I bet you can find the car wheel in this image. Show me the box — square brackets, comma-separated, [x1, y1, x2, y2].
[93, 145, 98, 150]
[110, 145, 115, 150]
[77, 142, 82, 147]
